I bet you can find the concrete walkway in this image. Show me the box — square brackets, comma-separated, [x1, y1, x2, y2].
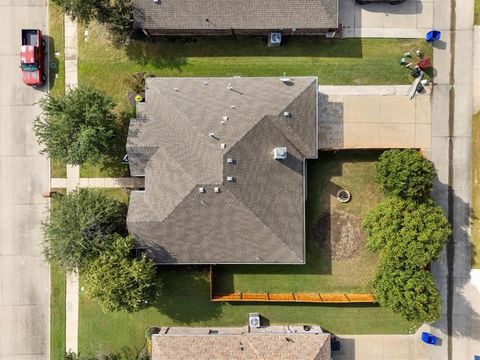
[429, 0, 478, 359]
[64, 14, 80, 355]
[52, 177, 144, 189]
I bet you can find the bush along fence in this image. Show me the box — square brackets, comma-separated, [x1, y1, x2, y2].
[209, 266, 376, 304]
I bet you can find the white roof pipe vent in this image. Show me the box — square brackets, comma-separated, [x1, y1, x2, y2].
[273, 147, 288, 160]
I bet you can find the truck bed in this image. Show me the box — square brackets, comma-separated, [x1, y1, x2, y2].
[22, 29, 38, 46]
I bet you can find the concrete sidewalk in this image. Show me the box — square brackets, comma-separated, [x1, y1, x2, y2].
[64, 14, 80, 356]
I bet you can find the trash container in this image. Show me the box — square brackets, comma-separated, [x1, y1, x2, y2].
[425, 30, 441, 42]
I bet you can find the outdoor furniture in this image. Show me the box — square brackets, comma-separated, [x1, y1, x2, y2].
[421, 332, 438, 345]
[425, 30, 441, 42]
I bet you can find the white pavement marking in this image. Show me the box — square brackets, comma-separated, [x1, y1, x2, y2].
[0, 1, 49, 360]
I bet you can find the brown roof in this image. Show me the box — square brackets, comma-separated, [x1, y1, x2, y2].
[133, 0, 338, 31]
[152, 330, 331, 360]
[127, 77, 317, 264]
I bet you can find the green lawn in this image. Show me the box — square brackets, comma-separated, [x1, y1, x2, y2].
[78, 151, 419, 358]
[472, 112, 480, 267]
[214, 150, 384, 294]
[79, 23, 432, 110]
[48, 1, 67, 178]
[50, 257, 66, 359]
[79, 269, 418, 358]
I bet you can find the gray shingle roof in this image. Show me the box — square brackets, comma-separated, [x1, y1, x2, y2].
[127, 77, 317, 264]
[133, 0, 338, 31]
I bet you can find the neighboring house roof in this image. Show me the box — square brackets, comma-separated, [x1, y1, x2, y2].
[133, 0, 338, 31]
[127, 77, 317, 264]
[151, 327, 331, 360]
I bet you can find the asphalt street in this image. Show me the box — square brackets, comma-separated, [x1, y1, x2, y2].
[0, 0, 50, 359]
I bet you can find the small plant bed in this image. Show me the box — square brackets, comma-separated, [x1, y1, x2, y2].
[213, 150, 384, 295]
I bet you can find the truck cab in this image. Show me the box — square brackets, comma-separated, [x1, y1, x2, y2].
[20, 29, 45, 86]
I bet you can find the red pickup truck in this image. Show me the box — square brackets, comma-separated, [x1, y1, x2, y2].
[20, 29, 46, 86]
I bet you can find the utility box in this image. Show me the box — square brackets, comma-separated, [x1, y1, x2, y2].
[248, 313, 261, 328]
[268, 32, 282, 47]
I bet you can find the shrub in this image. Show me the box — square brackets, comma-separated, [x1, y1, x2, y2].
[34, 86, 117, 165]
[84, 235, 158, 312]
[372, 261, 441, 323]
[363, 197, 451, 269]
[375, 149, 436, 199]
[43, 189, 125, 271]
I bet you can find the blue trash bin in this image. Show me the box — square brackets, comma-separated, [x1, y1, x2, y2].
[421, 332, 437, 345]
[426, 30, 441, 42]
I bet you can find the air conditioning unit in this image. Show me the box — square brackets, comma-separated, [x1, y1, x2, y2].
[214, 187, 220, 193]
[249, 313, 261, 328]
[198, 187, 206, 193]
[227, 176, 234, 182]
[227, 158, 234, 164]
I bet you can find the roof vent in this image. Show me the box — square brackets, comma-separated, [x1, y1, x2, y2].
[231, 105, 236, 109]
[208, 132, 216, 139]
[227, 158, 234, 164]
[283, 111, 291, 118]
[199, 187, 206, 193]
[227, 176, 234, 182]
[220, 143, 226, 149]
[214, 187, 220, 193]
[273, 147, 288, 160]
[227, 83, 232, 90]
[203, 81, 208, 85]
[174, 88, 179, 92]
[223, 116, 229, 121]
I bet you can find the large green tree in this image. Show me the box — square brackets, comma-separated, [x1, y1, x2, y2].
[375, 149, 436, 199]
[52, 0, 109, 24]
[34, 86, 116, 166]
[43, 189, 125, 271]
[372, 262, 441, 323]
[363, 197, 451, 268]
[84, 234, 158, 313]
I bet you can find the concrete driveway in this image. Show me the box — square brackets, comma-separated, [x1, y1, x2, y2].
[0, 0, 50, 359]
[318, 86, 431, 153]
[340, 0, 433, 38]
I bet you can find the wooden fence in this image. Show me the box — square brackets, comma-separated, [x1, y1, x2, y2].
[209, 266, 376, 304]
[211, 292, 375, 303]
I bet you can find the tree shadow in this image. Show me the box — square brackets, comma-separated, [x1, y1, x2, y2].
[122, 36, 363, 70]
[153, 266, 223, 323]
[45, 35, 59, 91]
